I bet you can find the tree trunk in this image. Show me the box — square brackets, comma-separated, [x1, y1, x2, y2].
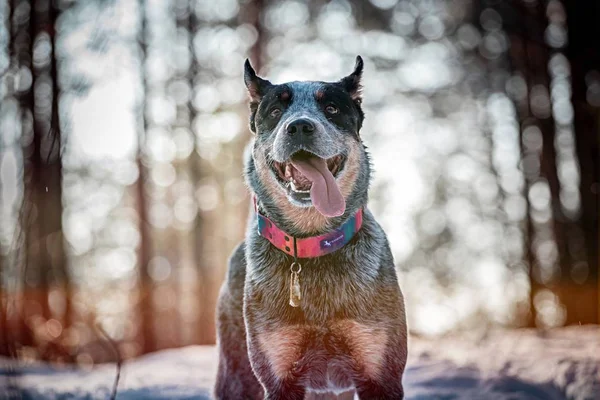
[48, 0, 72, 336]
[186, 0, 217, 345]
[137, 0, 155, 354]
[19, 0, 68, 357]
[563, 1, 600, 324]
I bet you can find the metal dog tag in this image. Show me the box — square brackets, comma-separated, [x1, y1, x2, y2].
[289, 262, 302, 307]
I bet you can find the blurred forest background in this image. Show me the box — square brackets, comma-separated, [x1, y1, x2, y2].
[0, 0, 598, 368]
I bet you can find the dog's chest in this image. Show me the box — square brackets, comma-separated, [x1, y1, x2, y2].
[257, 320, 388, 392]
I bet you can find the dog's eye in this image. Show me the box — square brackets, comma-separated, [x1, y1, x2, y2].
[325, 105, 339, 115]
[269, 108, 282, 118]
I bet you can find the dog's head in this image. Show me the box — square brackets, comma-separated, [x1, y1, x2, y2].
[244, 56, 370, 236]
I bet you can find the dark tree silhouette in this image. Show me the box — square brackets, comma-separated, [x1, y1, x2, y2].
[8, 0, 70, 359]
[564, 0, 599, 324]
[136, 0, 155, 355]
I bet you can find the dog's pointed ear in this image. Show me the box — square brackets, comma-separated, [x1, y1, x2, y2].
[339, 55, 364, 101]
[244, 59, 272, 103]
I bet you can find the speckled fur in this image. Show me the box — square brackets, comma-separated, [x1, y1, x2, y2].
[215, 57, 407, 400]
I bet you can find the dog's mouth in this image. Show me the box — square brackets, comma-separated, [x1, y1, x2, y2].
[273, 151, 345, 191]
[270, 150, 347, 217]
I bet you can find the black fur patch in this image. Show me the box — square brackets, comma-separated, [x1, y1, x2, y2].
[317, 83, 365, 137]
[254, 85, 292, 135]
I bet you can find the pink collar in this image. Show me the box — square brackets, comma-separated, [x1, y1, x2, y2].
[254, 199, 363, 259]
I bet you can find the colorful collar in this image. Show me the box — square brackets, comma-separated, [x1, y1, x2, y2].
[255, 200, 363, 259]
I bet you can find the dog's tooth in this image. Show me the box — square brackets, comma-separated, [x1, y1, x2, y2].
[290, 180, 311, 194]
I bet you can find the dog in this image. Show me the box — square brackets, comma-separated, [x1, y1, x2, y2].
[214, 56, 407, 399]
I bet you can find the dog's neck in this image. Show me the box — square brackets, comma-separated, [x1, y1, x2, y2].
[253, 197, 364, 258]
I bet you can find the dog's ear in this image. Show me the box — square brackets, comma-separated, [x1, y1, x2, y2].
[339, 55, 364, 102]
[244, 59, 272, 104]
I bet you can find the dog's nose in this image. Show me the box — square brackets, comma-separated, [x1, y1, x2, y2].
[287, 118, 315, 136]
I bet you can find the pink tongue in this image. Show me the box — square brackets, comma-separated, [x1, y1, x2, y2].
[290, 156, 346, 217]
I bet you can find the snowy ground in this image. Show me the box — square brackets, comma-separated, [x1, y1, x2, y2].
[1, 326, 599, 399]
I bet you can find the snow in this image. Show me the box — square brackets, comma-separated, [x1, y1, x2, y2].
[2, 326, 599, 399]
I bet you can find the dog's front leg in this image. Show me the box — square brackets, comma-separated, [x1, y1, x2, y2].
[245, 326, 306, 400]
[345, 321, 407, 400]
[244, 290, 307, 400]
[353, 337, 406, 400]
